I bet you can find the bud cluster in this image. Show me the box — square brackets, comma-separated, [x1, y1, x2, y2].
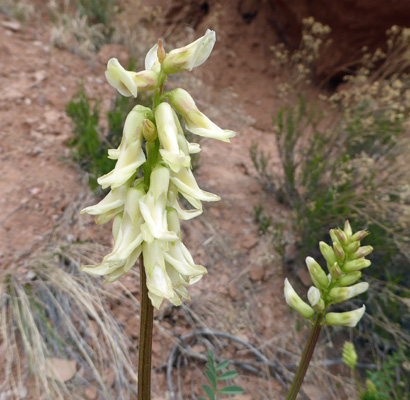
[284, 221, 373, 327]
[81, 30, 235, 309]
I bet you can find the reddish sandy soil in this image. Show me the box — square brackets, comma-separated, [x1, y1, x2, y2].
[0, 2, 354, 400]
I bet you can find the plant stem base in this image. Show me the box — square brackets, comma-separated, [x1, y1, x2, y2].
[138, 254, 154, 400]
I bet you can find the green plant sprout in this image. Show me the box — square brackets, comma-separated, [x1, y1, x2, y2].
[284, 221, 373, 400]
[80, 30, 235, 399]
[200, 350, 244, 400]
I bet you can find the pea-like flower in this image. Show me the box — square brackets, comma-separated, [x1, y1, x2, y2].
[284, 278, 315, 319]
[142, 209, 207, 309]
[105, 58, 159, 97]
[81, 184, 146, 282]
[139, 165, 178, 243]
[162, 29, 216, 74]
[80, 182, 129, 224]
[166, 88, 236, 142]
[98, 106, 150, 189]
[325, 305, 366, 327]
[170, 166, 220, 207]
[155, 102, 191, 172]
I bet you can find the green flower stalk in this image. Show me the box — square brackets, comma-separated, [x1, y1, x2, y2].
[284, 221, 373, 400]
[80, 31, 235, 399]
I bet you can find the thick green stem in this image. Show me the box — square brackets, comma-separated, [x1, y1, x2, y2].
[285, 313, 324, 400]
[138, 253, 154, 400]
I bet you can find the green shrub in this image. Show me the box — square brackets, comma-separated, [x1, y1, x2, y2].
[66, 84, 115, 191]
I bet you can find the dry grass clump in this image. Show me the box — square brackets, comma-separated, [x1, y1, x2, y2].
[0, 0, 34, 22]
[0, 242, 139, 399]
[48, 0, 160, 60]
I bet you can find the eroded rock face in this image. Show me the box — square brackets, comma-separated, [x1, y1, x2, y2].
[267, 0, 410, 79]
[164, 0, 410, 80]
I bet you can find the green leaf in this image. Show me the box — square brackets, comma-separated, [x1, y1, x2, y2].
[207, 349, 215, 363]
[218, 385, 244, 395]
[202, 384, 215, 400]
[206, 362, 217, 375]
[205, 370, 217, 389]
[198, 398, 207, 400]
[218, 370, 238, 380]
[215, 360, 229, 371]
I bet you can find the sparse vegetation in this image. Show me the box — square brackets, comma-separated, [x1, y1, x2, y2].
[0, 243, 139, 399]
[0, 0, 34, 22]
[251, 17, 410, 396]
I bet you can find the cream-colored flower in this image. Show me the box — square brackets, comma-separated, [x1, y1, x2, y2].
[142, 239, 176, 309]
[80, 182, 129, 224]
[155, 102, 191, 172]
[170, 166, 220, 207]
[98, 106, 150, 189]
[105, 58, 159, 97]
[167, 184, 203, 220]
[166, 88, 236, 142]
[162, 30, 216, 74]
[139, 165, 178, 243]
[325, 305, 366, 327]
[284, 278, 315, 319]
[164, 209, 207, 280]
[81, 184, 146, 282]
[142, 209, 206, 309]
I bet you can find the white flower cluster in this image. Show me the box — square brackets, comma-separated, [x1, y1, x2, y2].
[81, 30, 235, 309]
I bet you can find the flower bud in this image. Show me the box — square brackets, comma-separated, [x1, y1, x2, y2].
[329, 262, 342, 279]
[329, 229, 340, 246]
[166, 88, 236, 142]
[162, 29, 216, 74]
[333, 241, 345, 262]
[344, 220, 352, 238]
[350, 245, 373, 260]
[319, 241, 336, 266]
[325, 305, 366, 327]
[305, 256, 329, 289]
[346, 241, 360, 255]
[157, 39, 166, 63]
[342, 342, 357, 370]
[284, 279, 315, 319]
[307, 286, 325, 311]
[343, 258, 371, 272]
[350, 229, 369, 242]
[105, 58, 159, 97]
[328, 282, 369, 303]
[334, 228, 348, 245]
[337, 271, 362, 286]
[365, 379, 377, 394]
[142, 119, 157, 142]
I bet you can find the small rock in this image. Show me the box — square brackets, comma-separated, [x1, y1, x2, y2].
[44, 358, 77, 382]
[302, 383, 324, 400]
[249, 265, 265, 281]
[26, 270, 37, 280]
[1, 20, 21, 32]
[241, 233, 258, 250]
[3, 87, 24, 101]
[84, 386, 98, 400]
[228, 282, 239, 298]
